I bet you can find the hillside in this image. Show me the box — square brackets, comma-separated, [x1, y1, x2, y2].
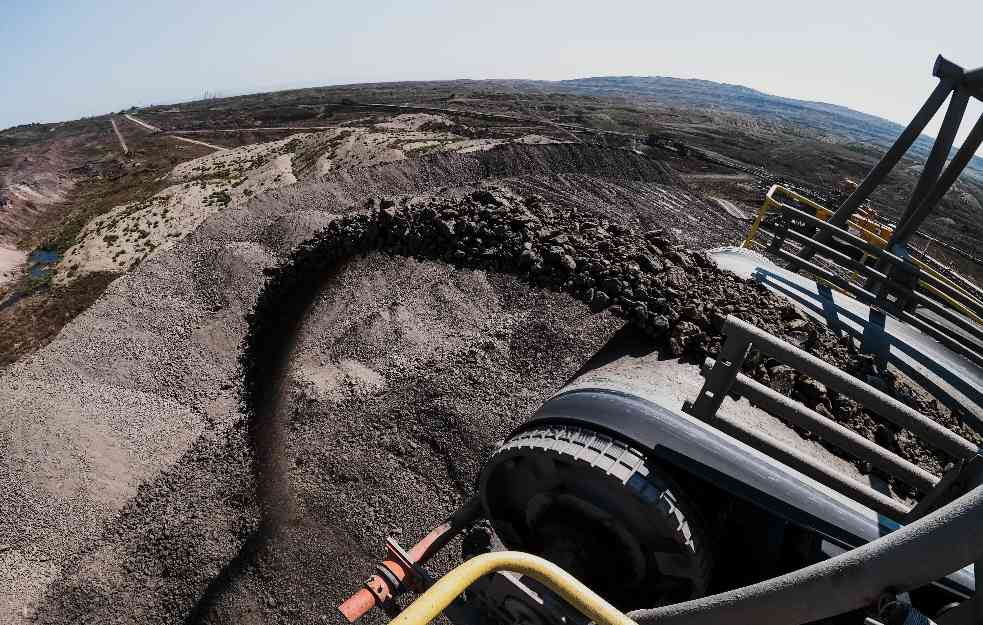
[2, 72, 983, 625]
[3, 76, 983, 370]
[554, 75, 983, 179]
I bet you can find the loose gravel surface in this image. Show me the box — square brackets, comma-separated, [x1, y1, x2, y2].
[1, 143, 977, 625]
[0, 245, 26, 288]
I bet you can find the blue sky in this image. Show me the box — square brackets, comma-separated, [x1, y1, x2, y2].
[2, 0, 981, 149]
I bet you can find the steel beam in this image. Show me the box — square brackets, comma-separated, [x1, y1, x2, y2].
[828, 78, 957, 229]
[709, 410, 910, 519]
[627, 481, 983, 625]
[776, 228, 983, 345]
[702, 358, 939, 493]
[896, 306, 983, 372]
[888, 112, 983, 248]
[795, 55, 963, 266]
[774, 203, 983, 323]
[719, 317, 978, 459]
[769, 245, 983, 369]
[684, 333, 750, 420]
[934, 55, 966, 82]
[964, 64, 983, 87]
[768, 247, 983, 371]
[898, 88, 971, 228]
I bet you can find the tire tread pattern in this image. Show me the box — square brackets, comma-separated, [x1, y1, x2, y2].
[494, 424, 713, 594]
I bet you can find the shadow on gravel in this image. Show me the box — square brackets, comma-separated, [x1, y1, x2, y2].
[247, 264, 343, 532]
[564, 323, 658, 386]
[182, 529, 269, 625]
[181, 262, 345, 624]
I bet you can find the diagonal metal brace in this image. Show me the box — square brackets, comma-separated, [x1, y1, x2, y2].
[683, 328, 751, 421]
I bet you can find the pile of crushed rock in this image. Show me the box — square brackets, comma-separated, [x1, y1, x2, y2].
[244, 187, 981, 503]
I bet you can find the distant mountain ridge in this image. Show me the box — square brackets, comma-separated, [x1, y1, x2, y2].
[554, 75, 983, 180]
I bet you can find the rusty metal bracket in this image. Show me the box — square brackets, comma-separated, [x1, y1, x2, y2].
[386, 537, 433, 592]
[339, 498, 483, 623]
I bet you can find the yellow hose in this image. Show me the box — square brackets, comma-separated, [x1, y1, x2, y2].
[390, 551, 638, 625]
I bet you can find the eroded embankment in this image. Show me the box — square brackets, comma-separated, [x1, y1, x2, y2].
[262, 142, 688, 215]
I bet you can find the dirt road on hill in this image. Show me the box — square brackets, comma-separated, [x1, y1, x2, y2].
[123, 113, 162, 132]
[710, 196, 749, 220]
[159, 125, 345, 134]
[110, 118, 129, 154]
[123, 113, 227, 151]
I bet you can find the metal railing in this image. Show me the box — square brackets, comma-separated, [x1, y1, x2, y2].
[780, 203, 983, 369]
[742, 185, 888, 254]
[742, 185, 983, 372]
[744, 185, 983, 326]
[684, 316, 979, 519]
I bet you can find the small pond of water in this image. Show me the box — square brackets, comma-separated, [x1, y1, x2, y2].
[27, 250, 58, 278]
[0, 249, 60, 311]
[28, 249, 59, 278]
[29, 250, 60, 264]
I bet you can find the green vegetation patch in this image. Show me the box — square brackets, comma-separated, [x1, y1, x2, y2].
[204, 189, 232, 207]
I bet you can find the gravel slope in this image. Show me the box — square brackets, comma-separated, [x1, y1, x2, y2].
[0, 145, 711, 624]
[7, 142, 969, 624]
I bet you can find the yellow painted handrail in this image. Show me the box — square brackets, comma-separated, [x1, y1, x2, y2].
[742, 185, 887, 251]
[742, 186, 982, 325]
[390, 551, 638, 625]
[915, 278, 983, 324]
[911, 256, 983, 312]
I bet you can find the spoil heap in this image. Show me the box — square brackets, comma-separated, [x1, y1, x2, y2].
[244, 187, 981, 498]
[12, 143, 980, 624]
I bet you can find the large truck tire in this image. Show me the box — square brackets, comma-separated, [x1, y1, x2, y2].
[479, 423, 713, 610]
